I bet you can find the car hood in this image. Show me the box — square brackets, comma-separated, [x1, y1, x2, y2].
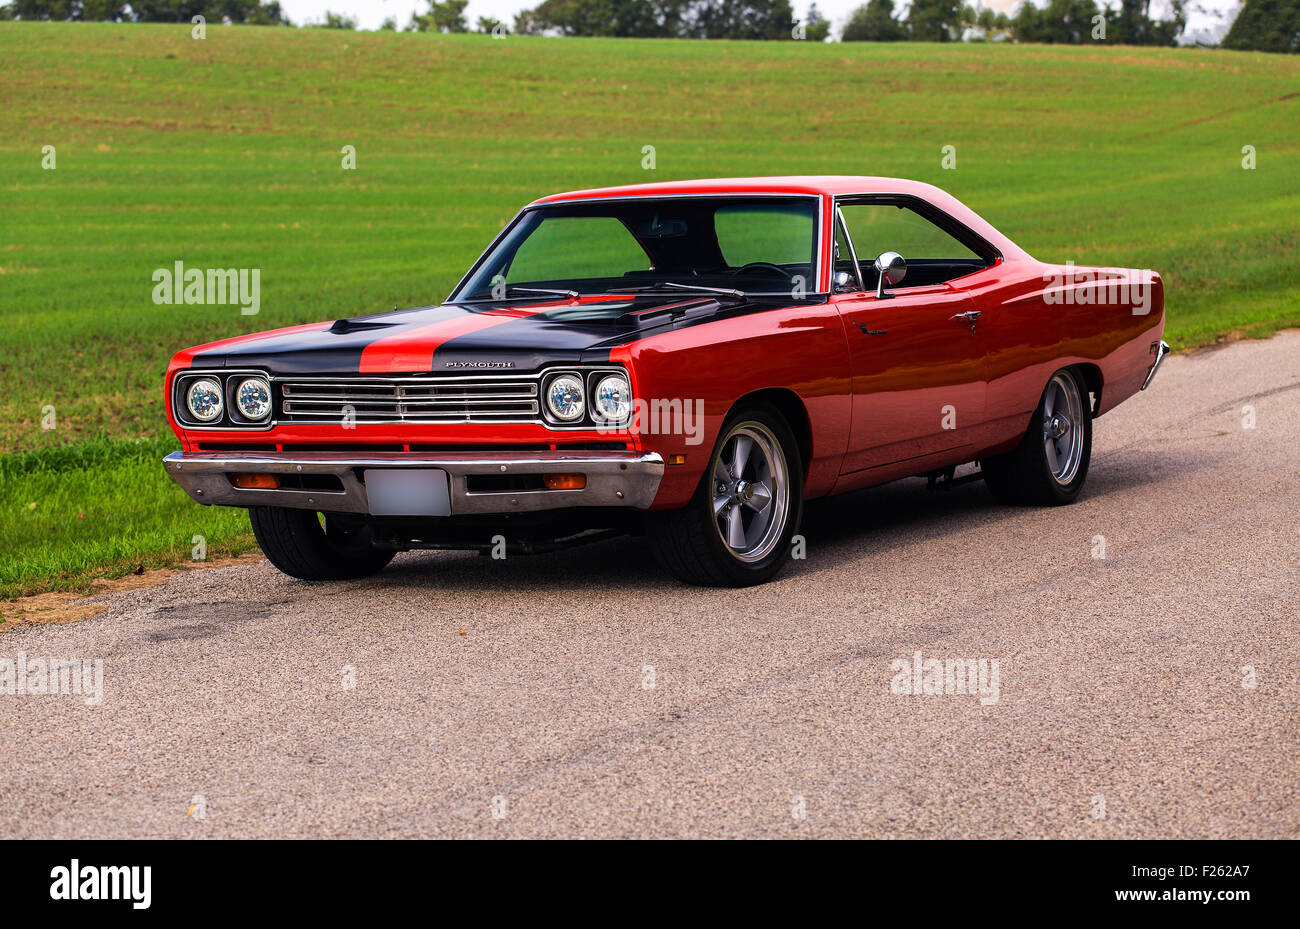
[186, 294, 800, 375]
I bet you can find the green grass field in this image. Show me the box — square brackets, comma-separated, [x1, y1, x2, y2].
[1, 22, 1297, 599]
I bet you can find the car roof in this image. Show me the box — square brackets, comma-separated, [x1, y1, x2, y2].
[530, 176, 1027, 260]
[533, 175, 949, 202]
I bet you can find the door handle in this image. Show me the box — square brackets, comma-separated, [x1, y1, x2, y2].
[849, 317, 888, 336]
[951, 310, 981, 332]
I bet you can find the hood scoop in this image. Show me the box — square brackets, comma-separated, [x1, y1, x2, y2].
[330, 303, 453, 334]
[329, 316, 403, 334]
[619, 297, 721, 325]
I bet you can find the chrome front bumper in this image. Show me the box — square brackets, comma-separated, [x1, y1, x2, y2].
[163, 450, 664, 516]
[1141, 340, 1171, 391]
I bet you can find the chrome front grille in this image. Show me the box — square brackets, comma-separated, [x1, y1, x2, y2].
[278, 376, 540, 424]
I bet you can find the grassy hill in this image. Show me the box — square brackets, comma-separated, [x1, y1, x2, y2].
[1, 22, 1297, 598]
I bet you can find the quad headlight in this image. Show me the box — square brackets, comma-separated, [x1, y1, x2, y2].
[545, 374, 586, 423]
[185, 377, 224, 423]
[177, 371, 273, 427]
[235, 376, 272, 421]
[592, 374, 631, 424]
[541, 368, 632, 427]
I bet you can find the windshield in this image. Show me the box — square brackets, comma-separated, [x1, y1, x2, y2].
[451, 196, 820, 301]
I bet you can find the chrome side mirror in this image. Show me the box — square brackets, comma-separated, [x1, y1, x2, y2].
[874, 251, 906, 299]
[833, 271, 856, 293]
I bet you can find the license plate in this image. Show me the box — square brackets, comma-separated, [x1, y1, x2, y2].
[363, 469, 451, 517]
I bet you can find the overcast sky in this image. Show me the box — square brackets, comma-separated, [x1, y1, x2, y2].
[278, 0, 1236, 41]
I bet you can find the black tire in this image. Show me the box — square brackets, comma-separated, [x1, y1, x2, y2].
[647, 402, 804, 587]
[982, 367, 1093, 506]
[248, 507, 394, 581]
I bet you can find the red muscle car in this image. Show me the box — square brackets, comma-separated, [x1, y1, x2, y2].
[164, 176, 1168, 586]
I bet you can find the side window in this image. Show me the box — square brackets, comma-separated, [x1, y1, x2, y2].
[839, 202, 984, 287]
[507, 216, 649, 283]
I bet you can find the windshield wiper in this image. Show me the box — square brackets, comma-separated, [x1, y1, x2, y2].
[505, 285, 579, 299]
[458, 285, 578, 303]
[608, 282, 746, 299]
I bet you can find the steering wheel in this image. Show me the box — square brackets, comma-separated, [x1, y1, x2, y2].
[730, 262, 790, 278]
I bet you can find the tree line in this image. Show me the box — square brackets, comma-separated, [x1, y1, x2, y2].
[1, 0, 1294, 54]
[840, 0, 1184, 44]
[0, 1, 291, 23]
[404, 0, 1182, 43]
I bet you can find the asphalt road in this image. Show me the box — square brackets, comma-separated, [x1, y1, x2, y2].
[4, 333, 1298, 839]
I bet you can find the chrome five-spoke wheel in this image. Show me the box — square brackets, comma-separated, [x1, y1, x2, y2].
[982, 366, 1093, 506]
[710, 422, 790, 563]
[1042, 371, 1084, 485]
[646, 403, 804, 586]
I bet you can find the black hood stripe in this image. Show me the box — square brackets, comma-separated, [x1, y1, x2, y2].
[186, 296, 827, 376]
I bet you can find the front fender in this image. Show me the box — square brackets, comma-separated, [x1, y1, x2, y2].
[612, 304, 851, 509]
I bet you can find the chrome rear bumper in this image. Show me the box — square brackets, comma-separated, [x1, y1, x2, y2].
[1141, 340, 1171, 391]
[164, 449, 664, 515]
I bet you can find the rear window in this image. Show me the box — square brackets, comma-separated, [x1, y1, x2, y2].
[714, 202, 817, 267]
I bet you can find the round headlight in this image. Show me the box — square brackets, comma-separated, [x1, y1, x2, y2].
[235, 377, 272, 421]
[185, 377, 223, 423]
[545, 374, 585, 423]
[593, 374, 631, 423]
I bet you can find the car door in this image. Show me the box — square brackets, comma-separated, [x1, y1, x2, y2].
[833, 200, 991, 475]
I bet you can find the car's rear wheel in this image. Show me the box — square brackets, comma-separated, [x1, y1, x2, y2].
[647, 403, 803, 587]
[248, 507, 394, 580]
[982, 367, 1092, 506]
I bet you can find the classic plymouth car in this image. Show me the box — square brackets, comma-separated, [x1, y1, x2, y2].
[164, 176, 1167, 586]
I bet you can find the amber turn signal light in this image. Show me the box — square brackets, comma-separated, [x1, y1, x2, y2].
[543, 473, 586, 490]
[666, 454, 687, 466]
[231, 473, 280, 489]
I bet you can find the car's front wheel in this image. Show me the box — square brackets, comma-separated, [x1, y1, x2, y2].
[982, 367, 1093, 505]
[648, 403, 803, 587]
[248, 507, 394, 580]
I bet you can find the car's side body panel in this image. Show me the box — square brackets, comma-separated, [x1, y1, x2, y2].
[964, 261, 1165, 457]
[830, 282, 985, 476]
